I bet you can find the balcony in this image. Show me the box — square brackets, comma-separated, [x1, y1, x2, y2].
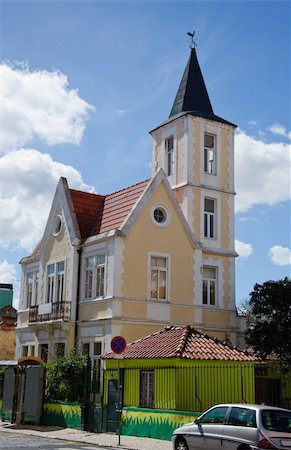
[29, 301, 71, 323]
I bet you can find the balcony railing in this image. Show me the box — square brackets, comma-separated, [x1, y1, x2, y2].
[29, 301, 71, 323]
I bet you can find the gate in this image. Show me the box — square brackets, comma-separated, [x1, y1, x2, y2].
[1, 359, 44, 424]
[1, 366, 18, 422]
[82, 356, 103, 432]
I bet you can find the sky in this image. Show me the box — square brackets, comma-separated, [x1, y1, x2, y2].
[0, 0, 290, 309]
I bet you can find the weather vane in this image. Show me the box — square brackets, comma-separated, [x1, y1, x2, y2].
[187, 30, 197, 49]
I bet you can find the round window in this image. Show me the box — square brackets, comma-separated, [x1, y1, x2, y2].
[52, 215, 63, 236]
[153, 207, 167, 224]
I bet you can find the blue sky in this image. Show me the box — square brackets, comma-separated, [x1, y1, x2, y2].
[0, 0, 290, 307]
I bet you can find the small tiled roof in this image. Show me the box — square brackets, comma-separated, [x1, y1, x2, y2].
[102, 325, 259, 361]
[70, 179, 149, 239]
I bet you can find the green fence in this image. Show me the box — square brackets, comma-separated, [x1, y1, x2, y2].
[122, 407, 200, 440]
[40, 401, 82, 429]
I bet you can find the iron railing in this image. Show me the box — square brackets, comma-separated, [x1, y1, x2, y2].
[29, 301, 71, 323]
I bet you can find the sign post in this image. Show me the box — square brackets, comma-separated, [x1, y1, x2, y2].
[110, 336, 126, 446]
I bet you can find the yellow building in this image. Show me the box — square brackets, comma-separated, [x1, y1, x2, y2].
[16, 47, 245, 360]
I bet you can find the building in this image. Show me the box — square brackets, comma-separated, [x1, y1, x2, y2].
[0, 304, 17, 360]
[102, 325, 259, 437]
[0, 283, 13, 308]
[16, 46, 245, 360]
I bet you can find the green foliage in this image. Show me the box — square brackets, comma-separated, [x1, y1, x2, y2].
[245, 277, 291, 363]
[43, 348, 85, 402]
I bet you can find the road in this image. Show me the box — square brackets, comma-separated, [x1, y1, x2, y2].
[0, 431, 112, 450]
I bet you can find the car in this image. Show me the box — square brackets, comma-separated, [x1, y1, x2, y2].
[172, 403, 291, 450]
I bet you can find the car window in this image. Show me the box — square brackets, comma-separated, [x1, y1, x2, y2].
[200, 406, 228, 424]
[228, 407, 256, 428]
[261, 410, 291, 432]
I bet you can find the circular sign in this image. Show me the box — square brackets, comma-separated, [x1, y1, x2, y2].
[111, 336, 127, 354]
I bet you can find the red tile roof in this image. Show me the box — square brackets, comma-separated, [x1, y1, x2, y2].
[69, 179, 149, 239]
[70, 189, 105, 238]
[102, 325, 259, 361]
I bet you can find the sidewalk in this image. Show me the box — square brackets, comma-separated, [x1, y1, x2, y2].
[0, 421, 172, 450]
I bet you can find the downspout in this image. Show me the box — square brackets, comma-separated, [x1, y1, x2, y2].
[74, 247, 82, 344]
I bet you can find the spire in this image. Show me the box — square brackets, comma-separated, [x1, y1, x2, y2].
[150, 45, 236, 133]
[169, 47, 214, 118]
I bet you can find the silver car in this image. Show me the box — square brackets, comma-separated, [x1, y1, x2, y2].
[172, 403, 291, 450]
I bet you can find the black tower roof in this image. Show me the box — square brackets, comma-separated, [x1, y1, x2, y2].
[169, 47, 214, 118]
[150, 48, 236, 132]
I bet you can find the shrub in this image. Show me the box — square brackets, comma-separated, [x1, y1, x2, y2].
[44, 348, 85, 402]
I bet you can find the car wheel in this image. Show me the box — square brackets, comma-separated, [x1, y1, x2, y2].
[175, 437, 189, 450]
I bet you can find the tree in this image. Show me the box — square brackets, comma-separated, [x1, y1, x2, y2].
[44, 347, 85, 402]
[245, 277, 291, 363]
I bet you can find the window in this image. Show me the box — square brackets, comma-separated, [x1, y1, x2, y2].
[203, 266, 217, 306]
[84, 254, 105, 300]
[228, 407, 256, 428]
[46, 261, 65, 303]
[93, 342, 102, 357]
[52, 214, 63, 236]
[140, 370, 154, 408]
[82, 342, 90, 355]
[200, 406, 228, 424]
[204, 134, 216, 174]
[40, 343, 48, 362]
[151, 204, 171, 228]
[85, 256, 94, 299]
[204, 198, 215, 238]
[96, 254, 105, 297]
[56, 261, 65, 302]
[47, 264, 55, 303]
[22, 345, 28, 357]
[153, 208, 167, 224]
[150, 256, 167, 300]
[54, 343, 65, 357]
[26, 272, 33, 307]
[25, 270, 39, 308]
[165, 137, 174, 176]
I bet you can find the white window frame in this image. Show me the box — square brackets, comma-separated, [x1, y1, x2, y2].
[165, 136, 174, 176]
[149, 254, 169, 301]
[202, 266, 217, 306]
[83, 253, 106, 301]
[204, 133, 216, 175]
[140, 370, 154, 408]
[46, 260, 65, 304]
[25, 269, 39, 308]
[204, 198, 216, 239]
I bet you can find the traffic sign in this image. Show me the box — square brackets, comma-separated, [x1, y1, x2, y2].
[110, 335, 126, 354]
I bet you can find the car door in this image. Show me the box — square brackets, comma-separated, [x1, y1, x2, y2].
[221, 406, 259, 450]
[188, 406, 229, 449]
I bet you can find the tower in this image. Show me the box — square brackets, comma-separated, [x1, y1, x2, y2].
[150, 47, 241, 343]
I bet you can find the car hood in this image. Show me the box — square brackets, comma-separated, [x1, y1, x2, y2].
[172, 423, 198, 435]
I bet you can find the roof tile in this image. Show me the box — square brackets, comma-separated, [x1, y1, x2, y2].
[102, 325, 259, 362]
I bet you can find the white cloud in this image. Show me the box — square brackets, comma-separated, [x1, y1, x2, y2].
[268, 124, 291, 140]
[268, 245, 291, 266]
[0, 63, 95, 151]
[235, 239, 253, 259]
[0, 148, 95, 252]
[0, 259, 16, 284]
[235, 129, 291, 212]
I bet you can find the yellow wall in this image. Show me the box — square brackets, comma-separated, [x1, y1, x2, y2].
[123, 181, 194, 304]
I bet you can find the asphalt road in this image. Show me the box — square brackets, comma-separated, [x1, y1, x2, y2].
[0, 431, 110, 450]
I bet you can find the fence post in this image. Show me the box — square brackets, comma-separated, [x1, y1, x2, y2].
[82, 355, 91, 431]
